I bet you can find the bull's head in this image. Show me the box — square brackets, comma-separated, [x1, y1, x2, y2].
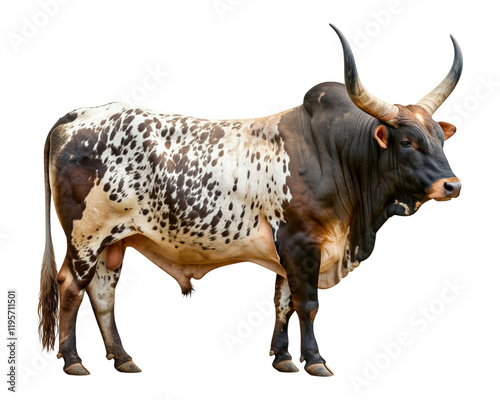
[331, 24, 463, 215]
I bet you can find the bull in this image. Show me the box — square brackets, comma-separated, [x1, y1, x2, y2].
[38, 25, 463, 376]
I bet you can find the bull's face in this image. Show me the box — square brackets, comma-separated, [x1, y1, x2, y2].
[373, 105, 461, 215]
[330, 24, 463, 215]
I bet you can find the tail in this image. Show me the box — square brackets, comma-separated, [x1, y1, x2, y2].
[38, 132, 59, 351]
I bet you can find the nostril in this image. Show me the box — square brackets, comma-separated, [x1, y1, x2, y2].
[444, 181, 453, 194]
[443, 181, 461, 198]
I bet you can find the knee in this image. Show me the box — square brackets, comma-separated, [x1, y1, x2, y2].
[57, 267, 91, 306]
[293, 299, 319, 320]
[57, 265, 70, 286]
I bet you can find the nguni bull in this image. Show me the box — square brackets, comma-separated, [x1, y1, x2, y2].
[39, 25, 463, 376]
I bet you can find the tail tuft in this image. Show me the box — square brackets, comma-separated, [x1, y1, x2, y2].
[38, 239, 58, 351]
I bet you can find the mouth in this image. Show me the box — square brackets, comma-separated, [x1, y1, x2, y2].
[390, 177, 461, 217]
[412, 177, 461, 211]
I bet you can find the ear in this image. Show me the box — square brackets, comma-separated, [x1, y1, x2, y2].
[374, 125, 389, 149]
[438, 121, 456, 140]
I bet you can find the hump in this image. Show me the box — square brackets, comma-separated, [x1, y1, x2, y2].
[303, 82, 353, 115]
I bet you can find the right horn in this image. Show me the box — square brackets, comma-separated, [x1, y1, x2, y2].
[417, 35, 463, 115]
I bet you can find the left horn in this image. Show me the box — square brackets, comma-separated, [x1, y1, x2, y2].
[330, 24, 399, 125]
[417, 35, 463, 115]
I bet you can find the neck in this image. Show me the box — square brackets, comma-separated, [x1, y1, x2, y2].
[326, 113, 399, 262]
[277, 103, 401, 264]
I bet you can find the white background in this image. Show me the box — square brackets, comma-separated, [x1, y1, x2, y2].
[1, 0, 499, 399]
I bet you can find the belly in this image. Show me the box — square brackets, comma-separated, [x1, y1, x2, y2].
[123, 214, 286, 284]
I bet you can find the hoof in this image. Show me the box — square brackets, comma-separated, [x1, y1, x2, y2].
[273, 360, 299, 373]
[64, 363, 90, 376]
[305, 363, 334, 377]
[116, 360, 142, 373]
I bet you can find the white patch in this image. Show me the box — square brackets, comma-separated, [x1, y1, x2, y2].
[277, 280, 291, 324]
[86, 251, 120, 347]
[60, 103, 293, 282]
[394, 199, 410, 216]
[416, 112, 424, 123]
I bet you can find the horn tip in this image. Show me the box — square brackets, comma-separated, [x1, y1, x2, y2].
[449, 34, 461, 50]
[448, 34, 463, 61]
[329, 24, 345, 42]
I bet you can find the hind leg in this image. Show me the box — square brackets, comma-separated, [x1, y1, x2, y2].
[57, 254, 95, 375]
[86, 243, 141, 373]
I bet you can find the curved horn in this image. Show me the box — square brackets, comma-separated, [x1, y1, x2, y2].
[417, 35, 463, 115]
[330, 24, 399, 124]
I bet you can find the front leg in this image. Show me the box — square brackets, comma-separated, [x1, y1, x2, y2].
[270, 274, 298, 372]
[278, 237, 333, 377]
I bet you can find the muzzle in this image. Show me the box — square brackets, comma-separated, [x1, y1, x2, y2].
[426, 177, 461, 201]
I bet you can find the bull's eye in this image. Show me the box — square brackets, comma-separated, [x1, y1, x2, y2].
[400, 140, 412, 148]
